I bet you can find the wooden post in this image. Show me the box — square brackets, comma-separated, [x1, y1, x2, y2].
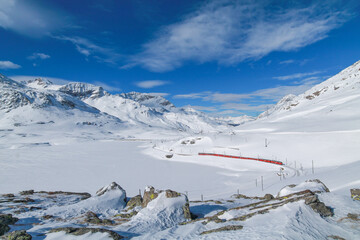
[201, 194, 203, 201]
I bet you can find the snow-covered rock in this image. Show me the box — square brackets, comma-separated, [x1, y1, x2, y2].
[277, 179, 330, 197]
[127, 191, 190, 233]
[44, 182, 127, 218]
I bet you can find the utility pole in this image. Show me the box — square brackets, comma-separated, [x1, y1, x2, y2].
[261, 176, 264, 191]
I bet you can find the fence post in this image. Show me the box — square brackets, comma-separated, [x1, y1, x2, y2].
[201, 194, 203, 201]
[312, 160, 314, 174]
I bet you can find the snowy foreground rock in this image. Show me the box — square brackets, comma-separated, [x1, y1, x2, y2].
[1, 180, 359, 239]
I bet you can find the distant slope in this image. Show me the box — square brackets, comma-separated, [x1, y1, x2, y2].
[0, 75, 235, 136]
[255, 60, 360, 131]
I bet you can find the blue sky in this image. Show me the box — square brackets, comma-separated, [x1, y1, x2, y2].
[0, 0, 359, 116]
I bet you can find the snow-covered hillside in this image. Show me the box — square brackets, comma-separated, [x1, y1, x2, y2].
[0, 75, 232, 136]
[0, 60, 359, 239]
[257, 60, 360, 131]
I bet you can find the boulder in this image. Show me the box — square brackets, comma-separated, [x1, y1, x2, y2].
[1, 230, 32, 240]
[277, 179, 330, 197]
[0, 214, 18, 236]
[96, 182, 126, 198]
[19, 190, 34, 196]
[304, 195, 333, 217]
[131, 191, 192, 231]
[142, 186, 160, 208]
[350, 188, 360, 200]
[263, 194, 274, 200]
[126, 195, 142, 210]
[83, 211, 113, 225]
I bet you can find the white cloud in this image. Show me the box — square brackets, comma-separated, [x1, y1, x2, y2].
[0, 60, 21, 69]
[279, 60, 295, 65]
[135, 80, 169, 89]
[28, 53, 50, 60]
[145, 92, 169, 97]
[54, 36, 121, 64]
[0, 0, 67, 37]
[92, 81, 121, 92]
[187, 105, 217, 112]
[173, 93, 206, 99]
[126, 0, 350, 72]
[273, 71, 323, 81]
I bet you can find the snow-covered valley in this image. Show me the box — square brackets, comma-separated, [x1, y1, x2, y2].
[1, 60, 360, 239]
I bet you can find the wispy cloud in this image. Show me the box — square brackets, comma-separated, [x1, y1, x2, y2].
[135, 80, 169, 89]
[145, 92, 169, 97]
[92, 81, 122, 92]
[54, 36, 121, 64]
[0, 0, 69, 37]
[126, 0, 351, 72]
[273, 71, 323, 81]
[174, 81, 315, 103]
[0, 60, 21, 69]
[279, 60, 295, 65]
[27, 53, 51, 60]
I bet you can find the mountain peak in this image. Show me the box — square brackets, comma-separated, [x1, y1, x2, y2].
[59, 82, 108, 99]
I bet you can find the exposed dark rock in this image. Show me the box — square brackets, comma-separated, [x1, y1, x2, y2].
[200, 225, 243, 235]
[49, 227, 123, 240]
[307, 202, 333, 217]
[304, 194, 333, 217]
[350, 188, 360, 200]
[83, 211, 113, 225]
[13, 198, 34, 203]
[41, 215, 54, 220]
[1, 230, 32, 240]
[263, 194, 274, 200]
[327, 235, 346, 240]
[125, 195, 142, 210]
[182, 203, 193, 220]
[165, 190, 181, 198]
[142, 186, 159, 208]
[19, 190, 34, 196]
[1, 194, 14, 198]
[37, 191, 91, 200]
[114, 211, 138, 219]
[0, 214, 18, 236]
[347, 213, 359, 221]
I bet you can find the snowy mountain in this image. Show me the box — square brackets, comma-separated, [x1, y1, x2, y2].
[0, 74, 231, 137]
[257, 60, 360, 124]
